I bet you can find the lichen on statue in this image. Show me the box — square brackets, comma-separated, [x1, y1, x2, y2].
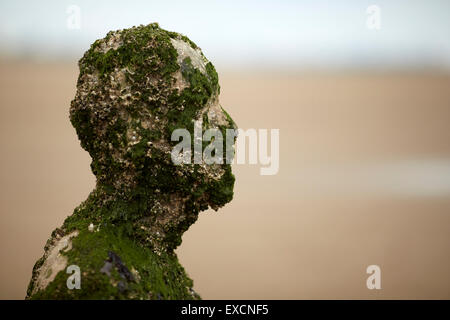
[26, 23, 236, 300]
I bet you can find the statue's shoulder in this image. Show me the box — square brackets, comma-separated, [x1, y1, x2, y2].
[26, 224, 199, 300]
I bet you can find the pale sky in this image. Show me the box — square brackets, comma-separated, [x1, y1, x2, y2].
[1, 0, 450, 69]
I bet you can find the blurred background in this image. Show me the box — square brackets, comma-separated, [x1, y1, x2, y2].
[1, 0, 450, 299]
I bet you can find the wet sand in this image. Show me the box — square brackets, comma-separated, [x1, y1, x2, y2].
[1, 61, 449, 299]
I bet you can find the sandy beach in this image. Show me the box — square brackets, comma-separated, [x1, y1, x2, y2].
[1, 61, 449, 299]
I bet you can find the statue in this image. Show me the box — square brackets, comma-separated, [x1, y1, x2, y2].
[26, 23, 236, 299]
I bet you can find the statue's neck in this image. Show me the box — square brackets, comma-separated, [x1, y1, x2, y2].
[66, 183, 193, 254]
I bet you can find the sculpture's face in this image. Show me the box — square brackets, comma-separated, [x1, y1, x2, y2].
[70, 24, 236, 249]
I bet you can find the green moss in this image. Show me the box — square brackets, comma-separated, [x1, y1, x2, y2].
[80, 23, 179, 81]
[29, 224, 198, 300]
[208, 165, 235, 207]
[166, 57, 218, 134]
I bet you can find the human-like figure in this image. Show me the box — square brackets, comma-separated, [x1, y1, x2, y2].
[26, 23, 236, 299]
